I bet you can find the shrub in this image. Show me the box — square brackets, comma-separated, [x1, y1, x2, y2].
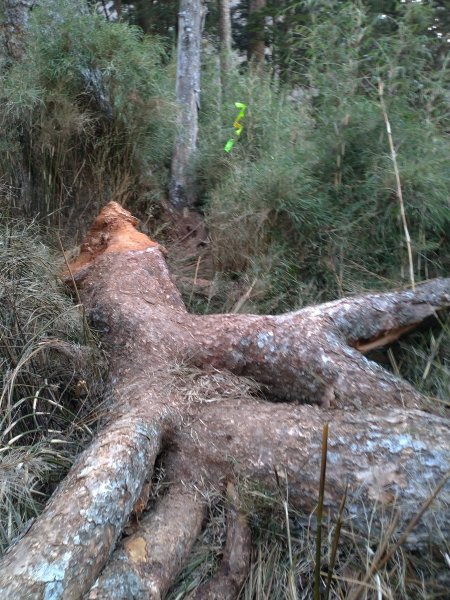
[196, 1, 449, 313]
[0, 0, 174, 229]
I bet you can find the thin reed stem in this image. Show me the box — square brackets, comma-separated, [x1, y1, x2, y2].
[378, 79, 415, 290]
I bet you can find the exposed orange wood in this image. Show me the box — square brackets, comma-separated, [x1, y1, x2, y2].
[67, 201, 165, 275]
[355, 324, 418, 353]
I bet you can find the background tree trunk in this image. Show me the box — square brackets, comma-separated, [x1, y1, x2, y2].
[135, 0, 151, 33]
[113, 0, 122, 19]
[248, 0, 266, 72]
[169, 0, 206, 211]
[218, 0, 232, 98]
[0, 0, 35, 211]
[0, 202, 448, 598]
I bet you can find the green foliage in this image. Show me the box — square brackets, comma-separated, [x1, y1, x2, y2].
[197, 0, 450, 313]
[0, 0, 174, 224]
[0, 213, 106, 555]
[198, 72, 328, 311]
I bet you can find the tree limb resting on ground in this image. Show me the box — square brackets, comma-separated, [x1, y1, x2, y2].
[0, 202, 448, 599]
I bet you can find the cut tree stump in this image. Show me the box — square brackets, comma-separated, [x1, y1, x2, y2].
[0, 202, 448, 599]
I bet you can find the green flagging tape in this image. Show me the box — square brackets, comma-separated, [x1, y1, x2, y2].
[224, 102, 247, 153]
[224, 139, 235, 152]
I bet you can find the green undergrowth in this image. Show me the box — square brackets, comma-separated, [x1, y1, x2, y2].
[0, 215, 106, 555]
[192, 1, 450, 314]
[0, 0, 174, 236]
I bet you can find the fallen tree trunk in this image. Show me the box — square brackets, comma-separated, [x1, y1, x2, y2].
[0, 202, 448, 599]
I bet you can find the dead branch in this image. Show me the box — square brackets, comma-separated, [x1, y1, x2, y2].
[189, 482, 251, 600]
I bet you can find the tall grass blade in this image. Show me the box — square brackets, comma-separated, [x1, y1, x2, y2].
[314, 422, 329, 600]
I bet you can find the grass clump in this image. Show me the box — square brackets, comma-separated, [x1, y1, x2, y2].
[383, 316, 450, 414]
[0, 214, 106, 555]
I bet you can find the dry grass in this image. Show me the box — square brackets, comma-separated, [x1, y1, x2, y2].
[165, 477, 449, 599]
[0, 216, 106, 554]
[168, 363, 261, 407]
[389, 318, 450, 415]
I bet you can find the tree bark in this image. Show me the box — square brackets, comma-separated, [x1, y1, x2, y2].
[0, 0, 34, 67]
[218, 0, 232, 98]
[0, 201, 448, 599]
[248, 0, 266, 72]
[169, 0, 206, 210]
[0, 410, 169, 598]
[88, 483, 206, 599]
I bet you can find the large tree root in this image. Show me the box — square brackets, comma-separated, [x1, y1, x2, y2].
[0, 202, 448, 599]
[88, 484, 206, 599]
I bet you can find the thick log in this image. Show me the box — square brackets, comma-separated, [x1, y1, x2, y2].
[193, 311, 423, 410]
[0, 202, 448, 599]
[196, 278, 449, 408]
[173, 399, 450, 549]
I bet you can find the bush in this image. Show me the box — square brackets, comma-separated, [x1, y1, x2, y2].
[0, 0, 175, 229]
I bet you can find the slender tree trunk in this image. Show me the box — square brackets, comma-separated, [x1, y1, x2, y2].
[0, 202, 448, 598]
[169, 0, 206, 211]
[113, 0, 122, 20]
[218, 0, 232, 97]
[135, 0, 151, 33]
[248, 0, 266, 72]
